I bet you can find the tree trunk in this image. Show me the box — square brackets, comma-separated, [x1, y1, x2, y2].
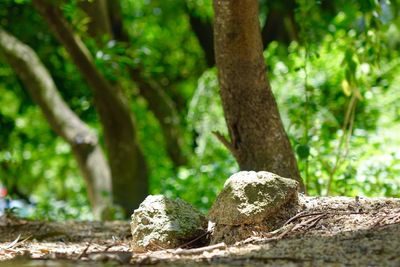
[0, 27, 112, 219]
[80, 0, 188, 167]
[32, 0, 149, 215]
[79, 0, 112, 39]
[184, 3, 215, 68]
[212, 0, 304, 190]
[129, 70, 188, 166]
[261, 1, 298, 50]
[105, 0, 188, 167]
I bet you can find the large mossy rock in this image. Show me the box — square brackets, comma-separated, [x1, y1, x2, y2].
[130, 195, 207, 252]
[208, 171, 300, 244]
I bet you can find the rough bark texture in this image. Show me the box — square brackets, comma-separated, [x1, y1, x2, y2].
[32, 0, 148, 215]
[213, 0, 304, 190]
[106, 0, 188, 167]
[184, 1, 297, 68]
[0, 27, 112, 219]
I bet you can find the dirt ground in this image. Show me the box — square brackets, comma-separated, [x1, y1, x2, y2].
[1, 196, 400, 266]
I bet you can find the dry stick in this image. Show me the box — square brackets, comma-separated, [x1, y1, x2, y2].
[302, 214, 327, 231]
[153, 243, 168, 251]
[372, 209, 400, 227]
[277, 213, 326, 241]
[172, 242, 226, 255]
[237, 213, 329, 246]
[76, 239, 93, 260]
[104, 240, 125, 252]
[388, 214, 400, 224]
[276, 224, 297, 239]
[0, 234, 21, 250]
[283, 211, 325, 226]
[237, 236, 280, 246]
[178, 231, 211, 249]
[239, 213, 324, 245]
[0, 235, 32, 251]
[12, 235, 32, 249]
[375, 212, 400, 227]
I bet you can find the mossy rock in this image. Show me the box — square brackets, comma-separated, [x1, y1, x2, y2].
[208, 171, 299, 226]
[131, 195, 207, 252]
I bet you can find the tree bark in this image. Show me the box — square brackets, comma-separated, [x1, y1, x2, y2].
[261, 1, 298, 50]
[184, 3, 215, 68]
[213, 0, 304, 190]
[32, 0, 149, 215]
[106, 0, 188, 167]
[79, 0, 112, 39]
[129, 70, 188, 166]
[79, 0, 188, 167]
[0, 27, 112, 219]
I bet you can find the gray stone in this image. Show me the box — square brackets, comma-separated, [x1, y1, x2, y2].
[208, 171, 299, 226]
[131, 195, 207, 252]
[208, 171, 300, 244]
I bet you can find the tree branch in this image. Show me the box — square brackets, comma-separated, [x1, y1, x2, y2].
[0, 27, 112, 219]
[106, 0, 188, 166]
[184, 3, 215, 67]
[32, 0, 149, 214]
[212, 131, 236, 155]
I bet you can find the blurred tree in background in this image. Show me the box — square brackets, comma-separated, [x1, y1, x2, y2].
[0, 0, 400, 220]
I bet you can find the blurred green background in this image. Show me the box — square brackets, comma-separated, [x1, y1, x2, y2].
[1, 0, 400, 220]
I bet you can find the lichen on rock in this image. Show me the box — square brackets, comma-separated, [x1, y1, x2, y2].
[209, 171, 300, 244]
[131, 195, 207, 252]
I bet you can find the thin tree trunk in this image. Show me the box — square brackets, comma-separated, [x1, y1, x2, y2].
[106, 0, 188, 167]
[213, 0, 304, 190]
[79, 0, 112, 39]
[32, 0, 149, 215]
[0, 27, 112, 219]
[261, 10, 297, 49]
[184, 3, 215, 68]
[129, 70, 188, 166]
[80, 0, 188, 167]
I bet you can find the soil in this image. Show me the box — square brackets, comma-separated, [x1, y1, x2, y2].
[1, 196, 400, 266]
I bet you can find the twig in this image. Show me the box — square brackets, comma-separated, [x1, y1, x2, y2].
[212, 131, 235, 154]
[103, 240, 124, 252]
[302, 214, 326, 231]
[277, 223, 297, 239]
[236, 236, 280, 246]
[13, 235, 32, 248]
[283, 211, 325, 226]
[280, 213, 326, 238]
[178, 231, 210, 249]
[0, 234, 21, 250]
[76, 239, 93, 260]
[374, 212, 400, 227]
[172, 242, 226, 255]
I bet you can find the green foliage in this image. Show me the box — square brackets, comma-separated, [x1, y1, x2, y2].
[1, 0, 400, 220]
[267, 0, 400, 196]
[0, 80, 92, 220]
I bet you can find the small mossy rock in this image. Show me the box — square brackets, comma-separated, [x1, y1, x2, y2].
[208, 171, 299, 226]
[131, 195, 207, 252]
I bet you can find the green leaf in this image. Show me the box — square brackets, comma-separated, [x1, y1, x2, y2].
[296, 145, 310, 160]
